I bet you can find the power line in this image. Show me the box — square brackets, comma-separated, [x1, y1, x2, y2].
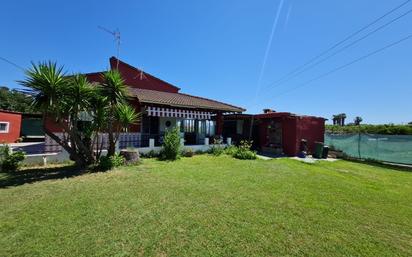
[0, 57, 25, 71]
[264, 7, 412, 90]
[268, 33, 412, 99]
[261, 0, 411, 90]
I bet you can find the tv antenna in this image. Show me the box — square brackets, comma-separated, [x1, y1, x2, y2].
[98, 26, 121, 69]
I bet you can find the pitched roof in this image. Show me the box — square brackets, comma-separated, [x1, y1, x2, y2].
[109, 57, 180, 93]
[129, 88, 245, 113]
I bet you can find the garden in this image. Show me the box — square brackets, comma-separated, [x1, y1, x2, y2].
[1, 154, 412, 257]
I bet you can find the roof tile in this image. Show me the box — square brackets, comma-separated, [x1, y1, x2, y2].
[129, 88, 245, 113]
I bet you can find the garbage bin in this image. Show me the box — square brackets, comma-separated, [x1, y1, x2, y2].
[313, 142, 324, 159]
[322, 146, 329, 159]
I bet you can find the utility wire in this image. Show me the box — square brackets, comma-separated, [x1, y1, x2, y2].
[0, 57, 25, 71]
[268, 33, 412, 99]
[261, 0, 411, 89]
[264, 7, 412, 90]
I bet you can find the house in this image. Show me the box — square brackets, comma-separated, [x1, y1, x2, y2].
[223, 110, 326, 156]
[44, 57, 245, 149]
[0, 110, 22, 143]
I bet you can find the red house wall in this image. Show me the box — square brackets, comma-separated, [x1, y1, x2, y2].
[43, 117, 64, 133]
[256, 115, 325, 156]
[282, 117, 299, 156]
[296, 116, 325, 154]
[0, 111, 22, 143]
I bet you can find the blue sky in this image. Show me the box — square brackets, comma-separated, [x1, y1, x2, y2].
[1, 0, 411, 124]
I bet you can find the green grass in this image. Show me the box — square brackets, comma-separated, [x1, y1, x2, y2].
[1, 156, 412, 257]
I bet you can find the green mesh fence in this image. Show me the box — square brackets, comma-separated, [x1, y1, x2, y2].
[325, 133, 412, 165]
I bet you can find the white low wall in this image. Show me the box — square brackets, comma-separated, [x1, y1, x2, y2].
[23, 152, 70, 166]
[18, 137, 231, 166]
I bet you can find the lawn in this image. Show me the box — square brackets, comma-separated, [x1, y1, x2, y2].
[1, 156, 412, 257]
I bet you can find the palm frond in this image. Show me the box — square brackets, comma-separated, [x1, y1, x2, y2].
[115, 103, 141, 131]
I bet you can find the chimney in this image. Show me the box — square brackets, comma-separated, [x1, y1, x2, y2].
[263, 109, 276, 114]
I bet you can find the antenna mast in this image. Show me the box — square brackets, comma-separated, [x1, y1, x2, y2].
[98, 26, 121, 69]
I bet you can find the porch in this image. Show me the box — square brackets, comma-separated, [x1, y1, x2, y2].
[120, 106, 227, 148]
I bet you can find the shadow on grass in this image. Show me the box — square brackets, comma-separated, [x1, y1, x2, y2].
[0, 165, 94, 188]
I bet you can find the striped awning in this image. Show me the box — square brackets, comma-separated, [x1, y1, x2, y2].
[147, 106, 212, 120]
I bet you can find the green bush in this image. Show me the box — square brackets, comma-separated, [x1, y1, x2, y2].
[326, 124, 412, 135]
[224, 145, 238, 156]
[141, 150, 159, 158]
[0, 145, 8, 162]
[182, 148, 194, 157]
[195, 149, 206, 155]
[233, 140, 257, 160]
[98, 154, 125, 171]
[0, 146, 25, 172]
[208, 144, 224, 156]
[161, 127, 181, 160]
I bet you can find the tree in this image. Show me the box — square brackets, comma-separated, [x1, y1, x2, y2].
[332, 114, 347, 126]
[354, 116, 363, 126]
[332, 115, 339, 125]
[19, 62, 139, 167]
[0, 86, 35, 113]
[340, 113, 347, 126]
[100, 70, 132, 156]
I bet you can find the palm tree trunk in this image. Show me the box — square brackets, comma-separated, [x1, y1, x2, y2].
[107, 131, 116, 156]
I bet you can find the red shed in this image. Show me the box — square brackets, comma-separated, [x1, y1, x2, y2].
[0, 110, 22, 143]
[224, 111, 326, 156]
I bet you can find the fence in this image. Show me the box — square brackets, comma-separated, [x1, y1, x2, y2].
[325, 133, 412, 165]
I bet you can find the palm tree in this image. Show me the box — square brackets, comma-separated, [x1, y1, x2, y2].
[20, 62, 140, 165]
[19, 62, 97, 166]
[100, 70, 131, 156]
[354, 116, 363, 126]
[115, 103, 141, 148]
[340, 113, 347, 126]
[332, 115, 339, 125]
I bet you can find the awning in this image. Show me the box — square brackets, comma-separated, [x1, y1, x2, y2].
[147, 106, 212, 120]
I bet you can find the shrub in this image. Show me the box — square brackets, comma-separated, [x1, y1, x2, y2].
[195, 149, 206, 155]
[233, 140, 257, 160]
[233, 149, 257, 160]
[98, 154, 125, 171]
[141, 150, 159, 158]
[0, 146, 25, 172]
[182, 148, 194, 157]
[326, 124, 412, 135]
[208, 144, 224, 156]
[161, 127, 181, 160]
[224, 145, 238, 156]
[0, 145, 8, 162]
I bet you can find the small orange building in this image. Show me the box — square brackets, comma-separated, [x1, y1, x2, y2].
[0, 110, 22, 143]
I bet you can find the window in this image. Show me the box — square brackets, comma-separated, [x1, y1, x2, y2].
[0, 122, 10, 133]
[205, 120, 215, 136]
[181, 120, 195, 133]
[198, 120, 206, 135]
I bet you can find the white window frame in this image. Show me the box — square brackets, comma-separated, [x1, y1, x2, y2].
[0, 121, 10, 133]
